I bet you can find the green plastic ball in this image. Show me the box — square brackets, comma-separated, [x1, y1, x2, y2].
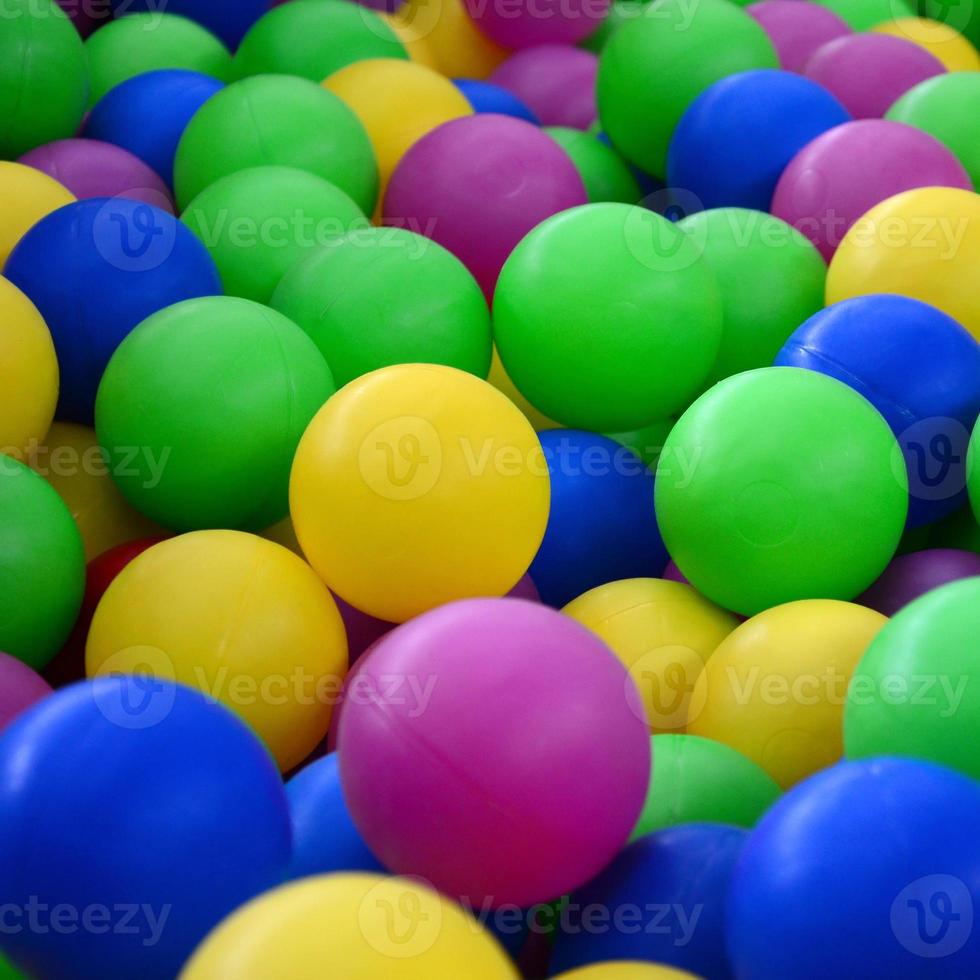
[174, 74, 378, 214]
[181, 165, 367, 303]
[886, 72, 980, 191]
[271, 227, 492, 387]
[494, 202, 723, 432]
[632, 734, 781, 840]
[0, 0, 88, 158]
[813, 0, 914, 29]
[233, 0, 407, 82]
[678, 208, 826, 386]
[0, 457, 85, 670]
[545, 127, 641, 204]
[845, 577, 980, 778]
[85, 13, 232, 107]
[0, 950, 24, 980]
[655, 367, 908, 616]
[608, 417, 676, 469]
[922, 0, 978, 46]
[95, 296, 335, 532]
[580, 0, 645, 54]
[597, 0, 778, 176]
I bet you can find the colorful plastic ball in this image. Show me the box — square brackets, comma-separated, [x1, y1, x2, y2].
[290, 364, 550, 622]
[174, 74, 377, 214]
[404, 0, 508, 79]
[0, 653, 52, 734]
[873, 17, 980, 71]
[0, 0, 89, 158]
[803, 33, 945, 119]
[86, 531, 348, 771]
[181, 873, 519, 979]
[110, 0, 270, 49]
[656, 368, 908, 616]
[490, 45, 598, 129]
[181, 165, 365, 303]
[19, 138, 175, 212]
[95, 296, 335, 532]
[597, 0, 778, 176]
[551, 824, 746, 977]
[746, 0, 852, 73]
[546, 127, 641, 203]
[383, 7, 442, 70]
[84, 13, 233, 107]
[5, 197, 221, 423]
[668, 69, 851, 212]
[0, 161, 75, 267]
[553, 966, 701, 980]
[488, 348, 560, 432]
[826, 186, 980, 341]
[464, 0, 607, 48]
[454, 79, 540, 124]
[728, 757, 980, 979]
[0, 677, 291, 980]
[85, 70, 225, 188]
[886, 72, 980, 189]
[338, 598, 650, 907]
[383, 114, 586, 298]
[677, 208, 825, 385]
[494, 203, 721, 430]
[857, 548, 980, 615]
[271, 228, 491, 387]
[775, 294, 980, 526]
[564, 578, 739, 731]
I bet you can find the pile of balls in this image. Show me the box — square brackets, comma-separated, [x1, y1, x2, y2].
[1, 0, 978, 976]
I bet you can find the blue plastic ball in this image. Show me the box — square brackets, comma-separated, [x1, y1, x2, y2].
[776, 294, 980, 527]
[85, 70, 225, 188]
[0, 678, 291, 980]
[453, 80, 540, 125]
[4, 197, 222, 423]
[109, 0, 269, 48]
[667, 69, 851, 212]
[728, 757, 980, 979]
[551, 823, 747, 978]
[529, 430, 669, 608]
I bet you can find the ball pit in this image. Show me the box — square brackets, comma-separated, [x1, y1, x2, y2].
[746, 0, 852, 73]
[873, 17, 980, 72]
[0, 161, 75, 267]
[546, 127, 641, 203]
[0, 653, 52, 734]
[857, 547, 980, 614]
[454, 79, 540, 124]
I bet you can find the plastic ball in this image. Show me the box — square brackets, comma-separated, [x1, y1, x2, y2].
[0, 653, 52, 734]
[383, 114, 586, 298]
[454, 79, 540, 124]
[746, 0, 852, 73]
[0, 161, 75, 267]
[181, 873, 519, 979]
[728, 757, 980, 979]
[494, 203, 721, 431]
[406, 0, 509, 79]
[775, 294, 980, 526]
[85, 69, 225, 188]
[110, 0, 270, 49]
[803, 33, 945, 119]
[546, 127, 641, 203]
[0, 0, 88, 158]
[873, 17, 980, 71]
[668, 69, 851, 212]
[464, 0, 607, 48]
[84, 13, 232, 107]
[971, 423, 980, 521]
[181, 165, 366, 303]
[0, 678, 291, 980]
[597, 0, 778, 176]
[271, 227, 491, 387]
[551, 824, 747, 977]
[490, 45, 598, 129]
[553, 966, 701, 980]
[886, 72, 980, 189]
[487, 348, 560, 432]
[174, 74, 377, 214]
[564, 578, 739, 731]
[826, 186, 980, 341]
[812, 0, 914, 29]
[290, 364, 550, 622]
[86, 531, 348, 771]
[5, 197, 222, 423]
[95, 296, 335, 531]
[338, 598, 650, 906]
[857, 547, 980, 615]
[383, 7, 442, 70]
[677, 208, 826, 385]
[655, 368, 908, 616]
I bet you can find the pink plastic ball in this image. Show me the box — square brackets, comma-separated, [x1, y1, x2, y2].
[747, 1, 852, 73]
[0, 653, 53, 733]
[464, 0, 608, 49]
[338, 598, 651, 907]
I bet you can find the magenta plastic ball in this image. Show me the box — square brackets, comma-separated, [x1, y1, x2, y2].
[338, 597, 651, 907]
[509, 573, 541, 603]
[772, 119, 972, 260]
[747, 1, 851, 73]
[490, 45, 598, 130]
[18, 139, 175, 213]
[464, 0, 608, 49]
[857, 548, 980, 616]
[803, 33, 945, 119]
[383, 114, 587, 298]
[0, 653, 52, 733]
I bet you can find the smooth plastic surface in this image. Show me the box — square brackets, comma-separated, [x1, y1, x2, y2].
[746, 0, 851, 72]
[546, 127, 641, 203]
[0, 654, 52, 734]
[454, 79, 539, 124]
[110, 0, 270, 48]
[857, 548, 980, 615]
[0, 161, 75, 267]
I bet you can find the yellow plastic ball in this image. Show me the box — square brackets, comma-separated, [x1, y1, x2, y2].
[86, 531, 348, 771]
[29, 422, 165, 561]
[826, 186, 980, 341]
[290, 363, 550, 623]
[553, 964, 702, 980]
[400, 0, 510, 79]
[0, 276, 58, 461]
[563, 578, 741, 732]
[0, 161, 75, 267]
[488, 347, 559, 432]
[383, 10, 441, 71]
[180, 873, 519, 979]
[872, 18, 980, 71]
[687, 599, 887, 788]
